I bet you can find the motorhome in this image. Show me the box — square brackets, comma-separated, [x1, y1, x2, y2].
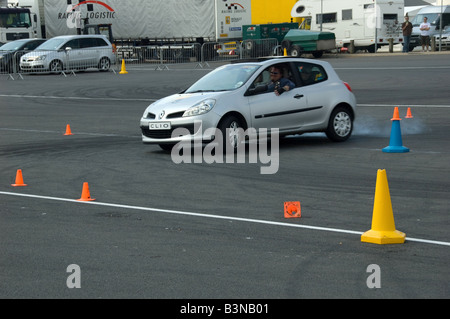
[291, 0, 404, 52]
[409, 5, 450, 50]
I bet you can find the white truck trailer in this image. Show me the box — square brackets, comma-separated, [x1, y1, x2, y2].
[37, 0, 254, 44]
[291, 0, 405, 52]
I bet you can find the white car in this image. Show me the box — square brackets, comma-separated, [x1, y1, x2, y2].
[140, 57, 357, 151]
[20, 35, 116, 73]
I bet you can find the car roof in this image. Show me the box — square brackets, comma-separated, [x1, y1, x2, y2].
[9, 38, 45, 43]
[51, 35, 109, 40]
[231, 56, 330, 67]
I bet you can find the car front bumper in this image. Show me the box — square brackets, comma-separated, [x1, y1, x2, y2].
[140, 112, 221, 145]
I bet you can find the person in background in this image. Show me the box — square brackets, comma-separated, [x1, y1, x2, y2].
[402, 14, 413, 53]
[419, 16, 431, 52]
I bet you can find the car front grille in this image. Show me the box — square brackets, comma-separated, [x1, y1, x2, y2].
[141, 123, 196, 139]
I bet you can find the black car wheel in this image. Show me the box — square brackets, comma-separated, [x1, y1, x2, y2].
[325, 106, 353, 142]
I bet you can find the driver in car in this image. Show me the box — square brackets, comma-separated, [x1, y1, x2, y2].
[267, 65, 295, 96]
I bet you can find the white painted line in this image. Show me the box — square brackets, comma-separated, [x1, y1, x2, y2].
[0, 94, 156, 102]
[1, 191, 449, 247]
[335, 66, 450, 70]
[358, 104, 450, 108]
[0, 128, 140, 138]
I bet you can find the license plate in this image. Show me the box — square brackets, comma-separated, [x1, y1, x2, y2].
[149, 122, 171, 130]
[21, 62, 30, 66]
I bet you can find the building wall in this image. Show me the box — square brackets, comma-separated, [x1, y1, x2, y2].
[251, 0, 302, 24]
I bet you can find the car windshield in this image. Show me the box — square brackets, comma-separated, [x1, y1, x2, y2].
[411, 13, 440, 26]
[35, 38, 66, 51]
[185, 64, 260, 93]
[0, 41, 26, 51]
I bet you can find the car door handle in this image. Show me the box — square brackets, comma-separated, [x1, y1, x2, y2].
[294, 94, 304, 99]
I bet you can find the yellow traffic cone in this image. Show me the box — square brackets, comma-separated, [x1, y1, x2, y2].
[283, 48, 288, 56]
[361, 169, 406, 244]
[119, 59, 128, 74]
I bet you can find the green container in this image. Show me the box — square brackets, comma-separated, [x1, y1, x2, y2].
[243, 22, 299, 43]
[283, 29, 336, 52]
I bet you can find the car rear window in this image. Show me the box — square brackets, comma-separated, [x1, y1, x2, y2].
[295, 62, 328, 86]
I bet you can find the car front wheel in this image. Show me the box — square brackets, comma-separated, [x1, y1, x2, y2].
[325, 106, 353, 142]
[49, 60, 63, 73]
[218, 115, 245, 151]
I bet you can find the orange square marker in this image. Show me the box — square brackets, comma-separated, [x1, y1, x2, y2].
[284, 201, 301, 218]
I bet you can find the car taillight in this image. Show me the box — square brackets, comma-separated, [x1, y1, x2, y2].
[343, 81, 352, 92]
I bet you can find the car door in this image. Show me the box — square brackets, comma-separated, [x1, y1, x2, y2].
[294, 62, 329, 127]
[79, 38, 98, 68]
[64, 39, 82, 69]
[246, 65, 308, 133]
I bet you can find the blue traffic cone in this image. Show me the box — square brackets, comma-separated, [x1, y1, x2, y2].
[382, 107, 409, 153]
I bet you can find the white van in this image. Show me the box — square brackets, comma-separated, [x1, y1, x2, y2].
[20, 35, 116, 73]
[409, 5, 450, 50]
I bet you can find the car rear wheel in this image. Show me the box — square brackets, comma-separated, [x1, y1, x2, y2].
[325, 106, 353, 142]
[98, 57, 111, 72]
[218, 115, 245, 151]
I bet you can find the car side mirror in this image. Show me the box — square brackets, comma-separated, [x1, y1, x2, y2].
[65, 47, 72, 51]
[246, 84, 268, 96]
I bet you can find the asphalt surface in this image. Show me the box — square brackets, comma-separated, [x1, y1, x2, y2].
[0, 51, 449, 302]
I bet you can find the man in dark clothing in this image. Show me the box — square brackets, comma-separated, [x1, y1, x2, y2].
[267, 65, 295, 96]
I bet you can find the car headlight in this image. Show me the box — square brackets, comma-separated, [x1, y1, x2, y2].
[35, 55, 46, 61]
[183, 99, 216, 117]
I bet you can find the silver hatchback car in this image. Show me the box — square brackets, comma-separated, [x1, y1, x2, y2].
[140, 57, 356, 151]
[20, 35, 116, 73]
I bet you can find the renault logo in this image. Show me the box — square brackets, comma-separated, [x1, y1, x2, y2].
[159, 111, 165, 119]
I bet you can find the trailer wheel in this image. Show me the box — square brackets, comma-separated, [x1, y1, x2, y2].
[281, 40, 292, 50]
[289, 45, 303, 57]
[312, 51, 324, 58]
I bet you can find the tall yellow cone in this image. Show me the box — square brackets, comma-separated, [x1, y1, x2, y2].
[283, 48, 288, 56]
[361, 169, 405, 244]
[119, 59, 128, 74]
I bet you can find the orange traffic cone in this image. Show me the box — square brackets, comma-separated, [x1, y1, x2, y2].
[405, 107, 413, 119]
[64, 124, 73, 136]
[11, 169, 27, 187]
[284, 201, 301, 218]
[77, 182, 95, 201]
[391, 107, 401, 121]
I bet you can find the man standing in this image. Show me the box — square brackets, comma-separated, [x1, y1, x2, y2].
[419, 16, 431, 52]
[402, 14, 413, 53]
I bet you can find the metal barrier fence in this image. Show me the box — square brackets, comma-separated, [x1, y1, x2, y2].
[1, 38, 281, 78]
[115, 38, 280, 70]
[1, 47, 117, 78]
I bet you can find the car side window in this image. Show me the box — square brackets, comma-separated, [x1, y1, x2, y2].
[296, 62, 327, 86]
[64, 39, 80, 50]
[80, 38, 96, 48]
